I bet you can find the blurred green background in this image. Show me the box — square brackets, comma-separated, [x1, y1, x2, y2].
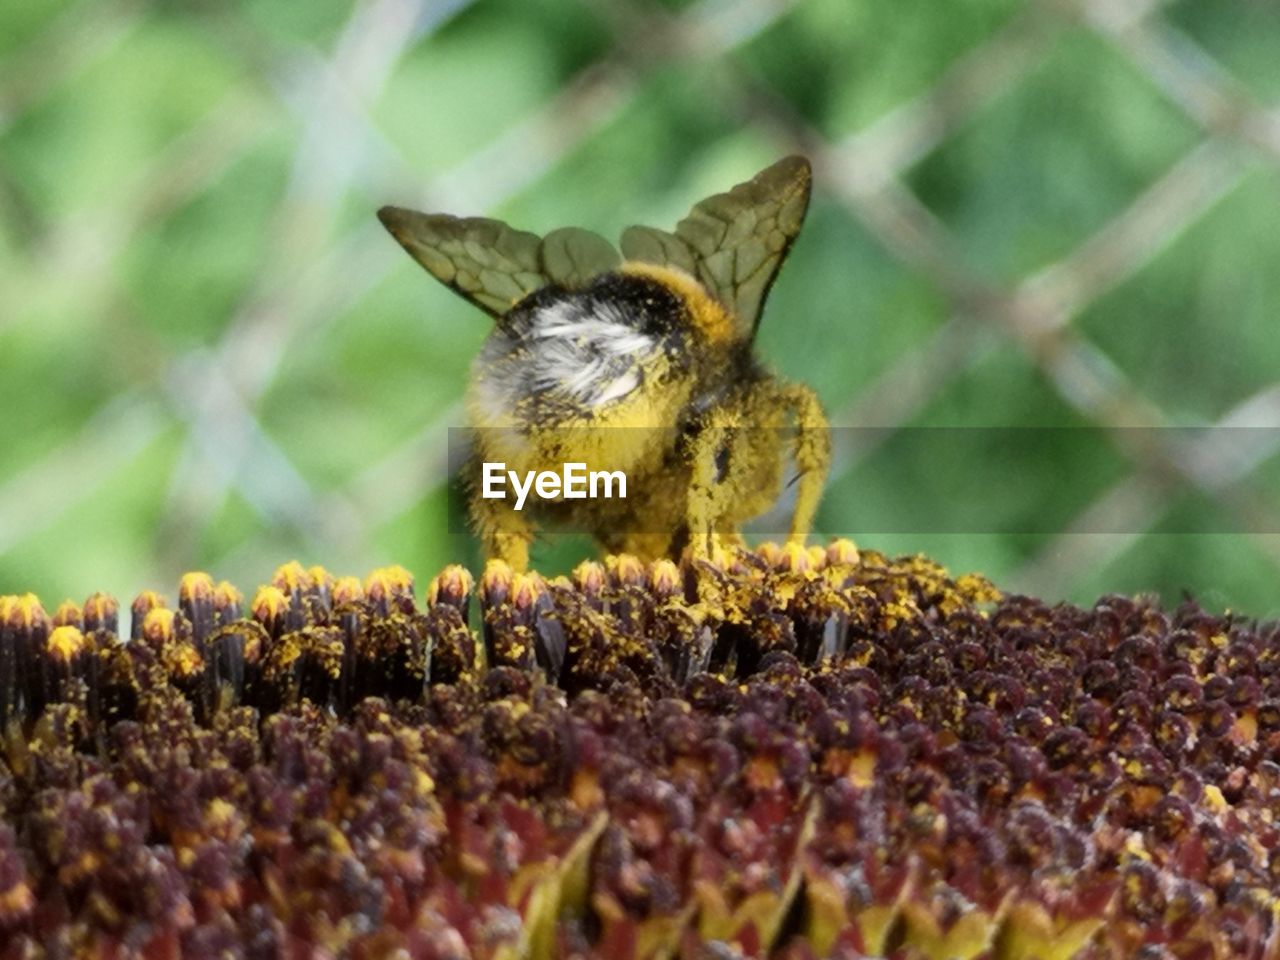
[3, 0, 1280, 616]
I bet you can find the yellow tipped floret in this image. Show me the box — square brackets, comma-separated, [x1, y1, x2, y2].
[142, 608, 175, 644]
[271, 561, 309, 594]
[778, 540, 813, 574]
[479, 559, 514, 604]
[607, 554, 646, 587]
[364, 565, 415, 600]
[385, 564, 415, 592]
[827, 538, 860, 566]
[331, 577, 363, 605]
[510, 573, 543, 611]
[82, 593, 118, 629]
[213, 581, 243, 611]
[52, 601, 82, 628]
[251, 586, 288, 624]
[179, 572, 215, 605]
[757, 542, 784, 567]
[6, 594, 46, 630]
[650, 559, 682, 598]
[955, 572, 1002, 606]
[428, 565, 474, 606]
[0, 553, 1271, 953]
[46, 625, 85, 663]
[131, 590, 167, 618]
[573, 560, 607, 595]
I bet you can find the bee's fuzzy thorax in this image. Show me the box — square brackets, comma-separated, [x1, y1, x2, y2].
[469, 272, 701, 425]
[617, 261, 738, 345]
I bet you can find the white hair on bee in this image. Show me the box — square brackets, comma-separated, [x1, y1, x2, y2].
[526, 300, 651, 404]
[473, 295, 657, 417]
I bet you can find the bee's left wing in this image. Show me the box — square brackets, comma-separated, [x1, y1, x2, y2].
[377, 208, 546, 317]
[379, 209, 620, 317]
[540, 227, 621, 290]
[668, 155, 812, 341]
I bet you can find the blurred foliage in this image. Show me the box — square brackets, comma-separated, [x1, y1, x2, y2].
[2, 0, 1280, 619]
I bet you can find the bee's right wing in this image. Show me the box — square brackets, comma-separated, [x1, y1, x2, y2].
[618, 224, 698, 277]
[622, 156, 812, 341]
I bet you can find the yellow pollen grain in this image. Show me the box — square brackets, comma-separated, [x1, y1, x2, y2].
[1202, 784, 1229, 813]
[206, 798, 237, 827]
[170, 644, 204, 678]
[415, 769, 435, 795]
[0, 882, 33, 916]
[1123, 833, 1151, 862]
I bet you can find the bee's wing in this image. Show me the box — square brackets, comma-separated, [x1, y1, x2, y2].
[377, 208, 547, 317]
[540, 227, 621, 290]
[379, 209, 623, 317]
[619, 224, 698, 277]
[674, 155, 812, 340]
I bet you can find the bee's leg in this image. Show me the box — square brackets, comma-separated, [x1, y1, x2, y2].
[770, 382, 831, 546]
[469, 490, 534, 572]
[683, 417, 735, 565]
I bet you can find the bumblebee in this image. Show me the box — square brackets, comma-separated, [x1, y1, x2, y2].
[379, 156, 830, 572]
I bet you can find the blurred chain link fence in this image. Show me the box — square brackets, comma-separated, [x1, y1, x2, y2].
[2, 0, 1279, 614]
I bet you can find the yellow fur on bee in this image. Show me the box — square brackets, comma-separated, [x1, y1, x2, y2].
[619, 262, 735, 344]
